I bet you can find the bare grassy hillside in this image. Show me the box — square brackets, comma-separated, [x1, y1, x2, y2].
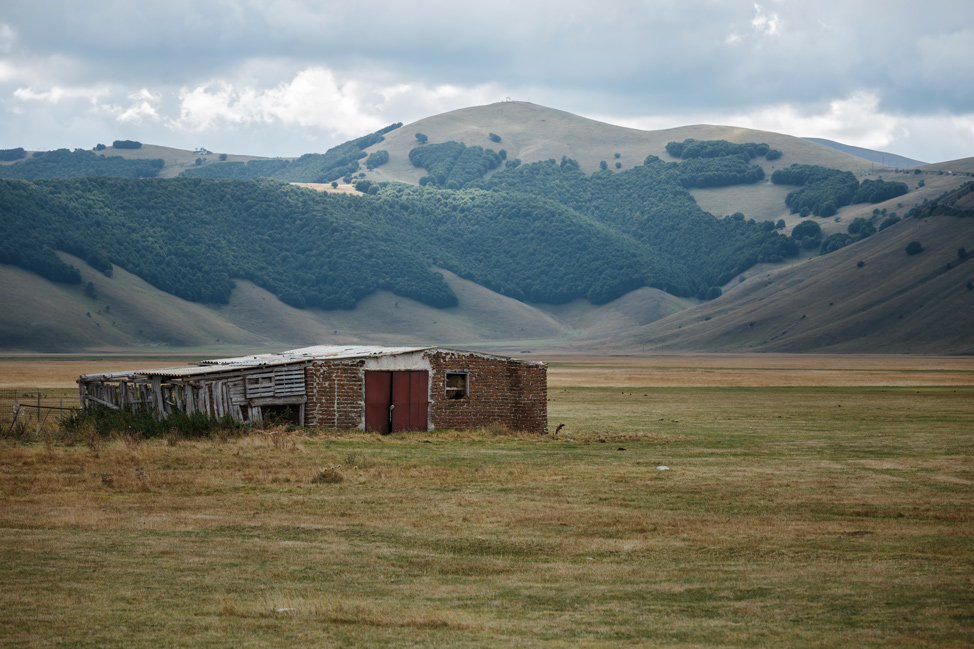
[605, 211, 974, 354]
[361, 101, 879, 185]
[0, 253, 687, 352]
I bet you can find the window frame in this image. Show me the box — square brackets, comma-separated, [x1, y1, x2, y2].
[444, 370, 470, 400]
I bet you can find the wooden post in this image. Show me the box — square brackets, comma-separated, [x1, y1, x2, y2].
[152, 376, 163, 420]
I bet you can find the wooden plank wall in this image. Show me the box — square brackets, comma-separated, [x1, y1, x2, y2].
[80, 364, 307, 423]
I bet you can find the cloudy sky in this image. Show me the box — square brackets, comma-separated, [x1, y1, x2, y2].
[1, 0, 972, 163]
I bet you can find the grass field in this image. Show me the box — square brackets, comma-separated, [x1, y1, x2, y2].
[1, 355, 972, 647]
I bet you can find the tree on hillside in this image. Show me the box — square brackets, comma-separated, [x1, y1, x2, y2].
[820, 232, 853, 255]
[876, 214, 899, 231]
[0, 148, 26, 161]
[415, 133, 428, 144]
[366, 150, 390, 169]
[791, 219, 822, 250]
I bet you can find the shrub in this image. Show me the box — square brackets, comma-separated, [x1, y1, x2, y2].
[414, 133, 428, 144]
[365, 149, 389, 169]
[791, 219, 821, 240]
[879, 215, 901, 231]
[905, 241, 923, 256]
[353, 179, 373, 194]
[311, 466, 345, 484]
[820, 232, 853, 255]
[62, 407, 245, 440]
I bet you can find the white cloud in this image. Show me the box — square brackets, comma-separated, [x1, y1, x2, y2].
[0, 60, 19, 82]
[170, 66, 505, 139]
[599, 92, 902, 150]
[751, 3, 781, 37]
[734, 92, 902, 150]
[171, 69, 386, 136]
[592, 91, 974, 162]
[112, 89, 162, 123]
[952, 114, 974, 139]
[13, 84, 109, 104]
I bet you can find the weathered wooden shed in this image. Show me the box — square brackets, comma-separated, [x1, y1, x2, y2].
[78, 346, 547, 433]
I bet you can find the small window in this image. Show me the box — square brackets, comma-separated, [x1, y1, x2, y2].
[445, 372, 468, 400]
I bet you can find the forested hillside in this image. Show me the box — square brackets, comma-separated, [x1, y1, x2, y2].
[0, 148, 165, 180]
[3, 101, 973, 353]
[0, 141, 805, 313]
[2, 128, 934, 315]
[179, 124, 402, 183]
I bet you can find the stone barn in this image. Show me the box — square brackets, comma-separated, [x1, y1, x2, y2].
[78, 346, 547, 434]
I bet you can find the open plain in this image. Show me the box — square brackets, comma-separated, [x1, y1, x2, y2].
[1, 354, 972, 647]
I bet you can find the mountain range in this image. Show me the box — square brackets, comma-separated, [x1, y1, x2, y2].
[1, 102, 972, 354]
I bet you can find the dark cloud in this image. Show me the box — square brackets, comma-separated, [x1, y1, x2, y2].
[1, 0, 972, 161]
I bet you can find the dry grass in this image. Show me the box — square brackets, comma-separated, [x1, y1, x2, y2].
[0, 355, 972, 647]
[546, 353, 974, 387]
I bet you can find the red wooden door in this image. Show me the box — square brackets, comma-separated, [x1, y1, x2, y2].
[365, 371, 428, 433]
[365, 371, 392, 433]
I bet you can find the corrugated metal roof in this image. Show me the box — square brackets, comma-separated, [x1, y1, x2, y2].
[200, 345, 428, 366]
[79, 345, 433, 381]
[79, 345, 543, 383]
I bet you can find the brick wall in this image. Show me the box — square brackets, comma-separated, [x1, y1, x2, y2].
[427, 351, 547, 434]
[303, 351, 547, 434]
[304, 360, 365, 429]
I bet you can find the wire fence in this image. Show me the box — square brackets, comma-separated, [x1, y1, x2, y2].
[0, 389, 78, 432]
